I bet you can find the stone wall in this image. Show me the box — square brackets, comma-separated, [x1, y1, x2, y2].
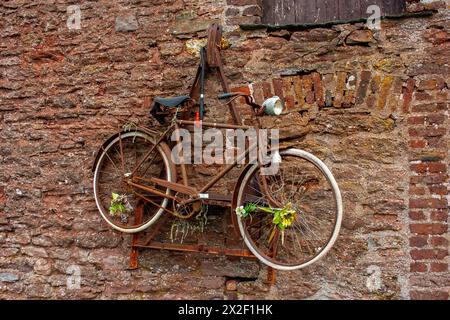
[0, 0, 448, 299]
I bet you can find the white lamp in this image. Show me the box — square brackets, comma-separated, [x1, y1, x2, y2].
[263, 96, 284, 116]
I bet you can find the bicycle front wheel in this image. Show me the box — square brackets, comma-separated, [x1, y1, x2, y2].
[235, 149, 343, 271]
[93, 131, 174, 233]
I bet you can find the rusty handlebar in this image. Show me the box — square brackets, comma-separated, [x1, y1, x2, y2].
[218, 92, 266, 116]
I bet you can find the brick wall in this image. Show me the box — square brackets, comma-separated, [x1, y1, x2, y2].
[0, 0, 448, 299]
[407, 77, 449, 300]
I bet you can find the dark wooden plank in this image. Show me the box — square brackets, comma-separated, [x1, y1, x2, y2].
[338, 0, 361, 20]
[383, 0, 406, 15]
[316, 0, 329, 22]
[395, 0, 407, 15]
[360, 0, 384, 18]
[262, 0, 276, 24]
[263, 0, 405, 25]
[296, 0, 318, 23]
[274, 0, 296, 25]
[325, 0, 339, 21]
[382, 0, 392, 15]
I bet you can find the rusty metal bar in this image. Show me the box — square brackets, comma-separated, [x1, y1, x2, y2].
[174, 122, 189, 186]
[266, 267, 276, 284]
[199, 140, 257, 193]
[128, 204, 143, 270]
[177, 120, 250, 130]
[205, 193, 232, 202]
[128, 180, 178, 201]
[134, 241, 257, 258]
[133, 176, 198, 197]
[215, 51, 242, 125]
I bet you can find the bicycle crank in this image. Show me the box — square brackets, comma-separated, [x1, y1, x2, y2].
[172, 192, 203, 219]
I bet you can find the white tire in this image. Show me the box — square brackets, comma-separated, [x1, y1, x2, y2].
[93, 131, 173, 233]
[236, 148, 343, 271]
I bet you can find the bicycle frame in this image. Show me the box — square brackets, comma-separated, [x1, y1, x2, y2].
[125, 118, 278, 209]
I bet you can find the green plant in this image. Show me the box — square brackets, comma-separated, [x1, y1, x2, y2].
[235, 202, 297, 245]
[109, 192, 133, 223]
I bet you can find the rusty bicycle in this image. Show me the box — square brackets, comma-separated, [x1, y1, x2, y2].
[91, 24, 342, 271]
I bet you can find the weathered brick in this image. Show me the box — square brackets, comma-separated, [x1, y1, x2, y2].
[408, 210, 426, 220]
[410, 162, 447, 174]
[414, 92, 433, 101]
[409, 186, 426, 196]
[430, 210, 448, 221]
[242, 5, 262, 16]
[410, 223, 448, 235]
[410, 249, 448, 260]
[409, 199, 448, 209]
[410, 262, 428, 272]
[409, 235, 428, 247]
[410, 290, 449, 300]
[409, 139, 426, 148]
[411, 103, 446, 113]
[356, 70, 371, 105]
[402, 78, 416, 113]
[430, 263, 448, 273]
[430, 236, 448, 247]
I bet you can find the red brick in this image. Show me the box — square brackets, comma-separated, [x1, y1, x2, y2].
[430, 263, 448, 273]
[251, 82, 264, 104]
[302, 75, 314, 104]
[414, 92, 433, 101]
[429, 186, 448, 196]
[436, 91, 449, 101]
[409, 199, 448, 209]
[425, 136, 446, 148]
[409, 140, 426, 148]
[430, 210, 448, 221]
[410, 175, 447, 185]
[417, 79, 438, 91]
[425, 114, 446, 125]
[411, 103, 446, 113]
[356, 70, 371, 104]
[410, 262, 428, 272]
[284, 95, 295, 110]
[312, 72, 325, 107]
[407, 116, 425, 125]
[409, 235, 428, 247]
[431, 236, 449, 247]
[410, 162, 447, 174]
[242, 5, 262, 16]
[410, 249, 448, 260]
[408, 127, 446, 138]
[262, 81, 273, 99]
[410, 290, 449, 300]
[408, 210, 426, 220]
[402, 78, 415, 113]
[231, 85, 251, 95]
[272, 78, 284, 100]
[410, 223, 448, 235]
[0, 186, 5, 204]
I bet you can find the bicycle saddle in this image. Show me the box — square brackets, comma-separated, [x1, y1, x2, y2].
[153, 95, 190, 108]
[150, 95, 191, 125]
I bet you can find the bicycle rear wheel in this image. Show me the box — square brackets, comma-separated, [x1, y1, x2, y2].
[235, 149, 342, 271]
[93, 131, 174, 233]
